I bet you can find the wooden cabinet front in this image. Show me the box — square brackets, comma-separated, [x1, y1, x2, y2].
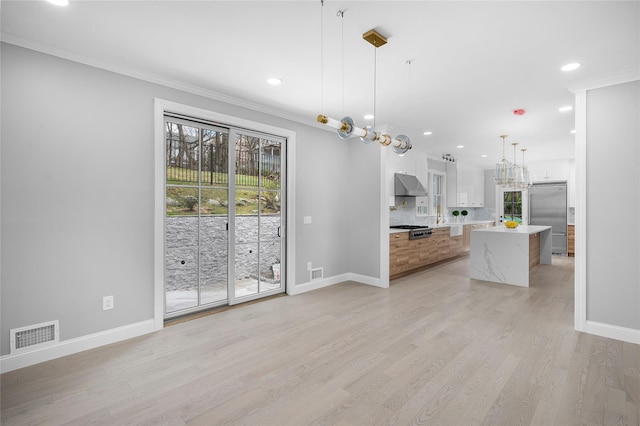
[432, 228, 450, 261]
[529, 232, 540, 270]
[389, 232, 410, 276]
[463, 222, 494, 252]
[568, 225, 575, 256]
[390, 226, 479, 278]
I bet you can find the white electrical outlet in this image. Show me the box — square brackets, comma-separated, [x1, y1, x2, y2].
[102, 295, 114, 311]
[303, 216, 312, 224]
[307, 262, 312, 271]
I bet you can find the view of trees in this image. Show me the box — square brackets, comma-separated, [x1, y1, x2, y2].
[504, 191, 523, 222]
[165, 122, 282, 216]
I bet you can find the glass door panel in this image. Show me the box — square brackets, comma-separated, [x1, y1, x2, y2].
[199, 188, 228, 305]
[165, 118, 230, 318]
[165, 186, 199, 315]
[260, 240, 281, 291]
[234, 186, 259, 298]
[165, 247, 198, 313]
[258, 138, 282, 294]
[201, 130, 228, 187]
[234, 242, 259, 297]
[166, 122, 200, 186]
[232, 132, 283, 302]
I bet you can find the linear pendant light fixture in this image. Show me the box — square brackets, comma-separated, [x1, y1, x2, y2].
[316, 27, 412, 155]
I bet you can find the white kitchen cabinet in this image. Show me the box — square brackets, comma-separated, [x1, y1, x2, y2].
[484, 169, 496, 208]
[446, 163, 484, 207]
[457, 167, 485, 207]
[445, 162, 458, 208]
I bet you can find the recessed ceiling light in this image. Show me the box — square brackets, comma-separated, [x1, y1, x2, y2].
[46, 0, 69, 6]
[456, 145, 464, 149]
[364, 114, 374, 120]
[558, 105, 573, 112]
[481, 154, 487, 158]
[267, 77, 282, 85]
[423, 131, 432, 136]
[561, 62, 581, 72]
[570, 129, 576, 134]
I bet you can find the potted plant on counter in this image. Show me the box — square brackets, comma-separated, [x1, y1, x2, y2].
[461, 210, 468, 221]
[452, 210, 460, 222]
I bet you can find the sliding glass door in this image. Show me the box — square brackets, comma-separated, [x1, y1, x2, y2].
[164, 116, 285, 318]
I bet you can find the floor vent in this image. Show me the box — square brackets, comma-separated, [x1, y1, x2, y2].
[10, 320, 59, 354]
[310, 267, 323, 281]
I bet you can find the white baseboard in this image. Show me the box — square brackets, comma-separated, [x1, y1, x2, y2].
[346, 273, 387, 288]
[288, 273, 350, 295]
[0, 319, 155, 373]
[585, 320, 640, 345]
[287, 272, 385, 295]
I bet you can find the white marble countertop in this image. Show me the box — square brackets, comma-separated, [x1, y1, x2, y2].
[473, 224, 551, 235]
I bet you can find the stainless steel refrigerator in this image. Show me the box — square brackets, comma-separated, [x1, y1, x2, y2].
[528, 181, 568, 255]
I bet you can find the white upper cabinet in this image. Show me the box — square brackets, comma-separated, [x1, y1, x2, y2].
[446, 162, 485, 207]
[458, 167, 484, 207]
[445, 162, 458, 208]
[484, 169, 496, 208]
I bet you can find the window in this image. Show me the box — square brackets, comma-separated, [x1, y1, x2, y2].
[503, 191, 523, 223]
[430, 172, 444, 215]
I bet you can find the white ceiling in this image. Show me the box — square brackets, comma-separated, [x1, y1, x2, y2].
[2, 1, 639, 167]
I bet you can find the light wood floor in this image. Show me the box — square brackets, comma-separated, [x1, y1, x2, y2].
[2, 256, 639, 425]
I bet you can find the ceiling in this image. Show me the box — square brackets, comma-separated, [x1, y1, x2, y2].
[2, 1, 639, 167]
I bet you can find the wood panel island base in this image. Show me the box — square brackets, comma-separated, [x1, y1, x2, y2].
[470, 225, 552, 287]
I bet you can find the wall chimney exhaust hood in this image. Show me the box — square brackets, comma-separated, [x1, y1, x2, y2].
[394, 173, 428, 197]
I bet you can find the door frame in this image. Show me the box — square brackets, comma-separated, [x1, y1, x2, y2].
[495, 186, 528, 225]
[153, 99, 296, 330]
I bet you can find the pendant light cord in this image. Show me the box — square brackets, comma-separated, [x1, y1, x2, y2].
[373, 45, 377, 129]
[339, 10, 344, 117]
[320, 0, 324, 114]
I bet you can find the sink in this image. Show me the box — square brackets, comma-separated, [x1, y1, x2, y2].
[449, 224, 463, 236]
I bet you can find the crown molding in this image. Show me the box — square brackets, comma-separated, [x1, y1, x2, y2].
[567, 69, 640, 93]
[0, 33, 330, 133]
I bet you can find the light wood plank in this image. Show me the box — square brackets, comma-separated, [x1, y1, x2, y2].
[2, 255, 638, 425]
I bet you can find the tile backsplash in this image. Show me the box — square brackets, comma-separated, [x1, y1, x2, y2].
[390, 197, 574, 225]
[390, 197, 496, 225]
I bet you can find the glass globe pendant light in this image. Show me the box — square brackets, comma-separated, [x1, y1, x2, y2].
[494, 135, 510, 186]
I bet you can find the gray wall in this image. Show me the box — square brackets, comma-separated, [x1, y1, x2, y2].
[0, 43, 373, 355]
[347, 138, 382, 278]
[586, 80, 640, 330]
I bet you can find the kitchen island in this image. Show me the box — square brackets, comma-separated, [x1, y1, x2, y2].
[470, 225, 552, 287]
[389, 221, 494, 279]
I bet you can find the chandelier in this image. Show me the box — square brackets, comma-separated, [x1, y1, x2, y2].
[316, 25, 412, 155]
[494, 135, 531, 190]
